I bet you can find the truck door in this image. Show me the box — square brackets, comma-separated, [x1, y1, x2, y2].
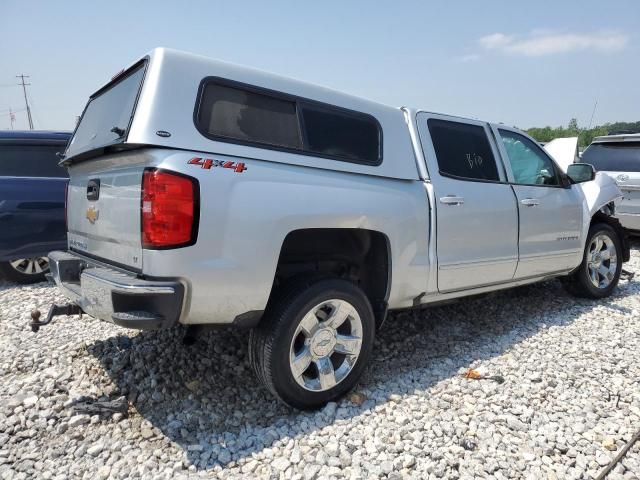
[416, 113, 519, 292]
[491, 126, 583, 277]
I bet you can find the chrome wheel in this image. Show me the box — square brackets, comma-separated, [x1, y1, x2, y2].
[9, 257, 49, 275]
[587, 234, 617, 289]
[289, 299, 363, 392]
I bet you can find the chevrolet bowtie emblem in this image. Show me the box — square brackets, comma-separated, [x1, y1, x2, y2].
[86, 206, 99, 224]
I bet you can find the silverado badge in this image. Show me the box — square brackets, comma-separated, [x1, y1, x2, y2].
[86, 206, 99, 224]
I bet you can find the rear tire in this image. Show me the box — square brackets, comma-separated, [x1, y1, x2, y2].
[249, 277, 375, 409]
[0, 257, 49, 284]
[562, 223, 622, 299]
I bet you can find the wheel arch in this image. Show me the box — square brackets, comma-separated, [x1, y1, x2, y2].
[268, 228, 392, 329]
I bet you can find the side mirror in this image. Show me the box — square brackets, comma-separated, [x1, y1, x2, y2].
[567, 163, 596, 183]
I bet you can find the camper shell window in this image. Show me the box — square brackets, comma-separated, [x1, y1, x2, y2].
[195, 78, 382, 165]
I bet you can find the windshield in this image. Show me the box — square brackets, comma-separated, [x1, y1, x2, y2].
[66, 62, 146, 158]
[582, 142, 640, 172]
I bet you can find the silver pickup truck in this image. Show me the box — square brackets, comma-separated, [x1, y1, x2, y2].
[36, 48, 628, 409]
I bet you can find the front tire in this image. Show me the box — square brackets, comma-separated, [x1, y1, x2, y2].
[249, 278, 375, 409]
[563, 223, 622, 299]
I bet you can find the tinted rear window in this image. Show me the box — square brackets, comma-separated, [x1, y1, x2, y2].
[195, 79, 382, 165]
[301, 106, 380, 163]
[0, 144, 68, 178]
[197, 83, 302, 149]
[582, 143, 640, 172]
[428, 119, 499, 181]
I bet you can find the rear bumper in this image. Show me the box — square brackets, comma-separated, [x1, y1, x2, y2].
[616, 213, 640, 233]
[48, 251, 185, 330]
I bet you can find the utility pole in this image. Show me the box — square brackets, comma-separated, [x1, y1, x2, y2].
[16, 74, 34, 130]
[9, 107, 15, 130]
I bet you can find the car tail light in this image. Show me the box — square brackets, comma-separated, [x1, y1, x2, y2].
[141, 169, 199, 249]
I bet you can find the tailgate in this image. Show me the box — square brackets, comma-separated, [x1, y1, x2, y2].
[67, 152, 147, 270]
[607, 171, 640, 215]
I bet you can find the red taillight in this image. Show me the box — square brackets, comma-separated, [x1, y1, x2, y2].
[141, 170, 198, 249]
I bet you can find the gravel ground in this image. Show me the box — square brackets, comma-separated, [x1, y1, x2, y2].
[1, 253, 639, 480]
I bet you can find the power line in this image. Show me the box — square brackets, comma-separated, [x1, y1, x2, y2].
[16, 74, 34, 130]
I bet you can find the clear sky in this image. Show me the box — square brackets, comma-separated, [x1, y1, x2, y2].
[2, 0, 638, 131]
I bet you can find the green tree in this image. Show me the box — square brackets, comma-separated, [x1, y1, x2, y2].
[527, 119, 639, 148]
[567, 118, 579, 136]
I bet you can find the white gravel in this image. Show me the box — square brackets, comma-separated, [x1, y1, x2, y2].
[1, 251, 639, 479]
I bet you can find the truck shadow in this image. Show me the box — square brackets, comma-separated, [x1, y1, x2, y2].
[87, 275, 638, 471]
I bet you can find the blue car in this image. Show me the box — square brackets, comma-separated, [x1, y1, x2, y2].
[0, 130, 71, 283]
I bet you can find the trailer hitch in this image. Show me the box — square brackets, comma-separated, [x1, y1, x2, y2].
[30, 304, 84, 332]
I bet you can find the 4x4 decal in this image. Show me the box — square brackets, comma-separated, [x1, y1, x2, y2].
[188, 157, 247, 173]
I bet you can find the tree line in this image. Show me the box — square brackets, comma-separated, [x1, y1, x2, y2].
[526, 120, 640, 148]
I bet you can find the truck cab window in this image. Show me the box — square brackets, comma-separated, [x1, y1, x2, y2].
[498, 130, 560, 186]
[427, 119, 499, 182]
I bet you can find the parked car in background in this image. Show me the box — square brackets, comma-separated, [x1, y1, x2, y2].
[582, 134, 640, 233]
[0, 130, 71, 283]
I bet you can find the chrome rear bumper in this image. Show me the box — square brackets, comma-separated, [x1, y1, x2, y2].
[48, 251, 185, 330]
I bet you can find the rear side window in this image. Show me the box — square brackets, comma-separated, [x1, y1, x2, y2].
[195, 79, 382, 165]
[302, 106, 379, 162]
[0, 144, 67, 178]
[582, 143, 640, 172]
[427, 119, 499, 181]
[196, 83, 302, 149]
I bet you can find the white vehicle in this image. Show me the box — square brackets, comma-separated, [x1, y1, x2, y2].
[34, 49, 629, 409]
[582, 134, 640, 233]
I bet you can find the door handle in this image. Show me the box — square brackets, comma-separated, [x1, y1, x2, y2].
[439, 195, 464, 206]
[520, 198, 540, 207]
